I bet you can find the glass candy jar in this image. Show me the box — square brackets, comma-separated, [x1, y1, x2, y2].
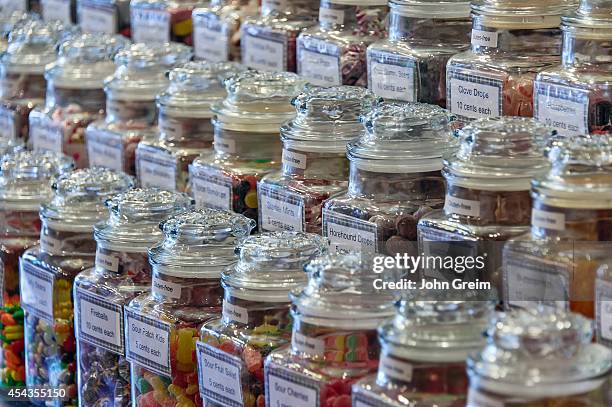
[366, 0, 471, 106]
[197, 231, 325, 407]
[20, 168, 133, 406]
[124, 209, 254, 407]
[418, 117, 553, 295]
[258, 86, 378, 234]
[77, 0, 132, 35]
[86, 42, 192, 175]
[503, 134, 612, 318]
[130, 0, 204, 45]
[0, 151, 73, 391]
[265, 254, 397, 407]
[189, 71, 306, 227]
[534, 0, 612, 136]
[353, 300, 494, 406]
[240, 0, 319, 72]
[446, 0, 576, 121]
[297, 0, 388, 87]
[41, 0, 76, 24]
[466, 308, 611, 406]
[73, 188, 192, 407]
[29, 33, 129, 168]
[192, 0, 259, 62]
[323, 102, 457, 256]
[0, 20, 62, 143]
[135, 61, 245, 192]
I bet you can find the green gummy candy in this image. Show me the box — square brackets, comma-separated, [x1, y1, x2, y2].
[137, 377, 152, 393]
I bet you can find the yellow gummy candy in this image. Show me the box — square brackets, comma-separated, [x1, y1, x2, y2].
[185, 384, 198, 396]
[168, 384, 185, 397]
[153, 390, 169, 404]
[148, 376, 168, 392]
[177, 329, 194, 364]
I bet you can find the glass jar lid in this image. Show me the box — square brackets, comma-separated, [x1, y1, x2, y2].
[471, 0, 578, 28]
[280, 85, 379, 153]
[380, 300, 493, 363]
[149, 208, 255, 278]
[444, 117, 553, 191]
[45, 33, 130, 90]
[0, 138, 24, 156]
[347, 102, 458, 173]
[157, 61, 246, 119]
[94, 188, 193, 251]
[532, 134, 612, 209]
[0, 150, 74, 211]
[212, 70, 307, 132]
[0, 11, 31, 38]
[40, 168, 134, 232]
[1, 20, 63, 74]
[104, 42, 193, 101]
[563, 0, 612, 30]
[389, 0, 470, 18]
[222, 231, 327, 301]
[467, 308, 611, 398]
[290, 254, 397, 329]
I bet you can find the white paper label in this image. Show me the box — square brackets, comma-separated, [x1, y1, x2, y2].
[505, 259, 569, 308]
[299, 45, 341, 87]
[467, 389, 504, 407]
[471, 29, 499, 48]
[222, 300, 249, 325]
[191, 170, 232, 210]
[369, 59, 416, 102]
[39, 233, 63, 255]
[282, 149, 307, 170]
[291, 331, 324, 357]
[531, 209, 565, 231]
[20, 261, 54, 324]
[534, 83, 589, 136]
[152, 276, 183, 300]
[0, 0, 27, 16]
[0, 108, 17, 141]
[319, 8, 345, 26]
[448, 69, 502, 119]
[31, 120, 63, 153]
[95, 249, 120, 272]
[125, 309, 171, 376]
[131, 7, 170, 44]
[444, 195, 480, 217]
[266, 366, 319, 407]
[42, 0, 72, 23]
[379, 354, 413, 382]
[323, 209, 377, 254]
[194, 19, 229, 62]
[597, 279, 612, 342]
[86, 131, 124, 171]
[80, 4, 118, 34]
[214, 134, 236, 154]
[76, 288, 124, 354]
[259, 184, 304, 232]
[137, 147, 177, 191]
[242, 33, 285, 72]
[197, 342, 244, 406]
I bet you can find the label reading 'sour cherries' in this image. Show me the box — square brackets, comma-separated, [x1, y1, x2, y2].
[242, 31, 286, 72]
[531, 209, 565, 231]
[259, 184, 305, 233]
[596, 279, 612, 344]
[323, 209, 377, 254]
[222, 300, 249, 325]
[20, 260, 54, 324]
[42, 0, 72, 24]
[444, 195, 480, 217]
[76, 288, 124, 354]
[193, 14, 229, 62]
[131, 6, 170, 44]
[447, 68, 503, 120]
[80, 2, 118, 34]
[197, 342, 244, 407]
[136, 145, 177, 191]
[265, 364, 319, 407]
[534, 82, 589, 136]
[368, 51, 416, 102]
[125, 308, 171, 376]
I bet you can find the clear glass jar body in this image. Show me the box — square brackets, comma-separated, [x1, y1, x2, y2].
[41, 0, 76, 24]
[533, 13, 611, 136]
[77, 0, 131, 35]
[297, 0, 388, 87]
[192, 0, 259, 62]
[596, 261, 612, 347]
[366, 0, 471, 106]
[446, 5, 568, 121]
[240, 0, 319, 72]
[130, 0, 203, 45]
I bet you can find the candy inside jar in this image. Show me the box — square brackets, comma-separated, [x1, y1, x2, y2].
[29, 33, 129, 168]
[466, 308, 612, 406]
[258, 85, 379, 234]
[125, 209, 255, 407]
[74, 188, 193, 407]
[198, 231, 326, 407]
[265, 253, 398, 407]
[297, 0, 388, 87]
[323, 102, 457, 256]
